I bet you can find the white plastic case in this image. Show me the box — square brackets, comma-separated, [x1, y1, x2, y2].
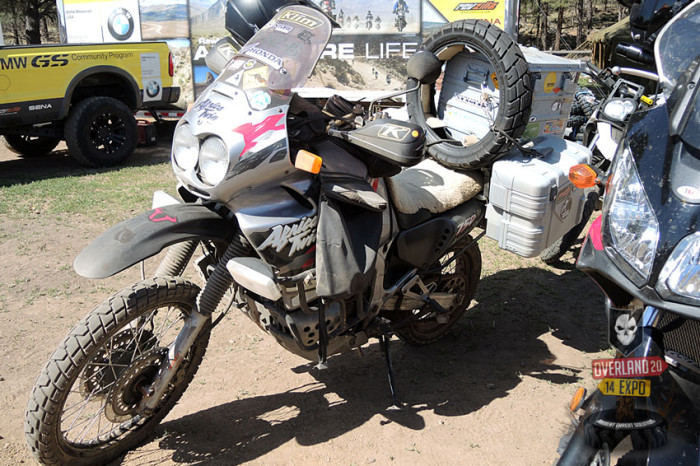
[437, 47, 585, 141]
[485, 135, 592, 257]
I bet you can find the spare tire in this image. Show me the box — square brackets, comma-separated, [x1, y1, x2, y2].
[406, 20, 532, 169]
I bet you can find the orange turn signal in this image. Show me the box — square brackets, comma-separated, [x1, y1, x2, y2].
[569, 164, 598, 189]
[295, 150, 322, 174]
[569, 387, 587, 412]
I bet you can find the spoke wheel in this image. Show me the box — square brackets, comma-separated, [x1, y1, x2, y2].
[396, 237, 482, 345]
[25, 277, 210, 465]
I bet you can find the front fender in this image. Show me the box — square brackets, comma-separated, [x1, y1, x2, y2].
[74, 204, 234, 279]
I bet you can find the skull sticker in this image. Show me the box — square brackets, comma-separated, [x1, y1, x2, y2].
[615, 314, 637, 346]
[609, 308, 643, 356]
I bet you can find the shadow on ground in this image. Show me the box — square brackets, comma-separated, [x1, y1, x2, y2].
[118, 266, 607, 465]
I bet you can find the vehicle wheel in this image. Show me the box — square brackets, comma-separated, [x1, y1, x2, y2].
[2, 134, 61, 157]
[540, 193, 597, 264]
[396, 237, 482, 345]
[65, 96, 137, 167]
[406, 20, 532, 169]
[25, 277, 210, 466]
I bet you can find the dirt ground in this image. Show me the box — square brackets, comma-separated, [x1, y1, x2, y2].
[0, 139, 610, 465]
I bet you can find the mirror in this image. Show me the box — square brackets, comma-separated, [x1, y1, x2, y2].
[406, 51, 442, 85]
[205, 37, 239, 75]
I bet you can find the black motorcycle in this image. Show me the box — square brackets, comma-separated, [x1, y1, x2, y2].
[557, 1, 700, 463]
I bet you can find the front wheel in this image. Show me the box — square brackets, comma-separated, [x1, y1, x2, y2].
[396, 237, 482, 345]
[25, 277, 210, 465]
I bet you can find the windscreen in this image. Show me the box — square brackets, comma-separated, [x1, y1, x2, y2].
[655, 0, 700, 91]
[230, 5, 333, 91]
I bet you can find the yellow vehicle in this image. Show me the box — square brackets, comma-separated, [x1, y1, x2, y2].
[0, 42, 179, 166]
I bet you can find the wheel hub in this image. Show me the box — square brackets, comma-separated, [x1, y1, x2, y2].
[105, 347, 168, 423]
[80, 329, 155, 397]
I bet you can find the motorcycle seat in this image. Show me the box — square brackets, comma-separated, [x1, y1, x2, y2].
[387, 158, 483, 225]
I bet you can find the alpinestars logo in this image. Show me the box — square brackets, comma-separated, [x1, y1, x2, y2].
[455, 1, 499, 11]
[259, 216, 318, 256]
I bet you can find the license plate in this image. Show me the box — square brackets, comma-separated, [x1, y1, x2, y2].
[598, 378, 651, 397]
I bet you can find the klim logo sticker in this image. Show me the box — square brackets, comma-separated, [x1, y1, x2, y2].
[279, 10, 323, 29]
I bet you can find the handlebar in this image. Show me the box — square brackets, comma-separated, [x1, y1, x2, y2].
[611, 66, 659, 82]
[616, 43, 655, 66]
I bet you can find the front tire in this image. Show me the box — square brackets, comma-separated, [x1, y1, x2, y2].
[2, 134, 61, 157]
[65, 96, 137, 167]
[540, 193, 597, 264]
[25, 277, 210, 465]
[396, 238, 482, 345]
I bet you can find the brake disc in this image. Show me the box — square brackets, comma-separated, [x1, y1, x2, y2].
[104, 347, 168, 423]
[81, 328, 155, 397]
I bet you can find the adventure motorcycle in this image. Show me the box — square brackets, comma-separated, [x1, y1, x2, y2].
[557, 1, 700, 463]
[24, 5, 486, 465]
[394, 2, 408, 32]
[319, 0, 335, 20]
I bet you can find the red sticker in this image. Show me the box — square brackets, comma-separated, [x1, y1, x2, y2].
[149, 208, 178, 224]
[592, 356, 668, 379]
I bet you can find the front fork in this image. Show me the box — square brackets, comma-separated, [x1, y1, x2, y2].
[139, 236, 248, 412]
[140, 309, 210, 411]
[558, 306, 700, 465]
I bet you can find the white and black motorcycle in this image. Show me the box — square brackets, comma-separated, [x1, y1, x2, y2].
[24, 5, 487, 465]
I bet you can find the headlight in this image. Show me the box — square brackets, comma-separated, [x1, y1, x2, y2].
[657, 233, 700, 305]
[602, 98, 637, 122]
[199, 136, 229, 186]
[602, 143, 659, 284]
[173, 124, 199, 170]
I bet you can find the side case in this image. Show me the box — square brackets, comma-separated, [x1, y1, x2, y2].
[485, 135, 591, 257]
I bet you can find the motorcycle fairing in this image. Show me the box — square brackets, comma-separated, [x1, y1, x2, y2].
[578, 218, 700, 319]
[74, 204, 234, 279]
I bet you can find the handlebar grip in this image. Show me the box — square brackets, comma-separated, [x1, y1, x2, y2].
[615, 43, 655, 66]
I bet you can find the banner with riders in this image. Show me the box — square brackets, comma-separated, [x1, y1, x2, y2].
[59, 0, 511, 98]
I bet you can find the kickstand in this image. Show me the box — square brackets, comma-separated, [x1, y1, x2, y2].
[379, 332, 402, 409]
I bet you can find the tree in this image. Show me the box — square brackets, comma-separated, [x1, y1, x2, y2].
[24, 0, 56, 44]
[554, 3, 564, 50]
[0, 0, 56, 45]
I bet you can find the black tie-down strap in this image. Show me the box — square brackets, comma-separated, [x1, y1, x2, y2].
[315, 175, 386, 300]
[313, 175, 387, 369]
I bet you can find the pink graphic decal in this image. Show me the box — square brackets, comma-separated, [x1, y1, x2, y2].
[589, 215, 603, 251]
[149, 208, 178, 224]
[233, 113, 286, 155]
